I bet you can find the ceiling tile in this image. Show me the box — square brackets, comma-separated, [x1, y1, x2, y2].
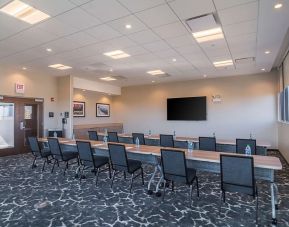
[223, 20, 257, 37]
[81, 0, 130, 22]
[218, 1, 258, 26]
[118, 0, 165, 13]
[68, 0, 91, 6]
[136, 4, 178, 28]
[169, 0, 215, 20]
[214, 0, 256, 10]
[65, 32, 96, 46]
[85, 24, 122, 42]
[127, 29, 161, 44]
[107, 15, 147, 35]
[165, 35, 197, 48]
[56, 8, 101, 30]
[142, 40, 170, 52]
[23, 0, 76, 16]
[153, 22, 188, 39]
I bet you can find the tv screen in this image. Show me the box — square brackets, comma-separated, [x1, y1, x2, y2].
[167, 96, 207, 121]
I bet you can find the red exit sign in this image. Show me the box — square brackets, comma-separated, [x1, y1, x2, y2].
[15, 83, 25, 94]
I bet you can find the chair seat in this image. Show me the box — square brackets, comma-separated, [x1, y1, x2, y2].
[93, 156, 109, 168]
[62, 152, 79, 161]
[128, 159, 142, 173]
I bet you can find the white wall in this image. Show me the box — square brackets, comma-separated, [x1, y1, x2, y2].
[113, 72, 278, 148]
[0, 68, 59, 133]
[73, 89, 115, 125]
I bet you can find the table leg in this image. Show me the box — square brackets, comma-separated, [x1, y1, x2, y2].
[271, 182, 278, 225]
[147, 165, 158, 195]
[155, 164, 163, 197]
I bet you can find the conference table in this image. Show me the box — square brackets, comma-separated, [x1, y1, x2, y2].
[39, 138, 281, 224]
[98, 133, 271, 155]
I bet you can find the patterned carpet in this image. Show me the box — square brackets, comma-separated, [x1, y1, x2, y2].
[0, 151, 288, 227]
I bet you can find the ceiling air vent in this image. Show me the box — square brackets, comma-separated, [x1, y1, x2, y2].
[235, 57, 255, 65]
[186, 14, 218, 33]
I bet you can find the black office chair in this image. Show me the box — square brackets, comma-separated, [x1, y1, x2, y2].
[160, 134, 174, 147]
[48, 138, 79, 175]
[108, 143, 144, 193]
[88, 131, 99, 141]
[236, 139, 257, 155]
[108, 132, 119, 143]
[28, 137, 52, 171]
[220, 154, 258, 223]
[132, 133, 145, 145]
[161, 149, 199, 204]
[76, 141, 111, 185]
[199, 137, 216, 151]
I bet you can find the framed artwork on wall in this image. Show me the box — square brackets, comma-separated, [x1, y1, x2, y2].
[73, 101, 85, 117]
[96, 103, 110, 117]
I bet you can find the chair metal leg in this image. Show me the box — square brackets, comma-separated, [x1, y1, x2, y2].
[51, 159, 57, 173]
[31, 156, 37, 169]
[95, 168, 100, 186]
[141, 167, 144, 185]
[172, 181, 174, 192]
[219, 191, 223, 216]
[256, 188, 259, 224]
[108, 164, 111, 179]
[189, 184, 193, 205]
[129, 173, 134, 193]
[162, 180, 166, 201]
[63, 161, 69, 176]
[110, 170, 116, 189]
[123, 171, 126, 180]
[42, 159, 47, 172]
[79, 166, 84, 182]
[196, 176, 199, 197]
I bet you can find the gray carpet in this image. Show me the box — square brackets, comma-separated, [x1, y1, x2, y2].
[0, 151, 288, 227]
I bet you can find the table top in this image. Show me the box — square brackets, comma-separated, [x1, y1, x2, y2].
[98, 133, 271, 147]
[40, 138, 281, 170]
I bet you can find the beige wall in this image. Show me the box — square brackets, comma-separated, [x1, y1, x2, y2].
[278, 52, 289, 162]
[73, 89, 115, 125]
[0, 68, 59, 133]
[113, 72, 278, 148]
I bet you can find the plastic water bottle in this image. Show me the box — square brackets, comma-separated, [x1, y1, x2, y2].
[72, 133, 75, 140]
[53, 131, 57, 138]
[213, 132, 216, 137]
[188, 140, 193, 152]
[135, 137, 140, 148]
[148, 130, 152, 137]
[103, 135, 108, 145]
[173, 130, 176, 140]
[250, 133, 253, 139]
[245, 145, 251, 155]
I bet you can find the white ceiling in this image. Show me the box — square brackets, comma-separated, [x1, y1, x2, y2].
[0, 0, 289, 87]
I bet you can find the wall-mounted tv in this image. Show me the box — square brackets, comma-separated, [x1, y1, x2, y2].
[167, 96, 207, 121]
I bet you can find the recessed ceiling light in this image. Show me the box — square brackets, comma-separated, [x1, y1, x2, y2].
[213, 59, 233, 67]
[100, 77, 116, 81]
[274, 3, 283, 9]
[0, 0, 50, 24]
[22, 67, 27, 70]
[109, 68, 113, 72]
[152, 80, 155, 83]
[125, 24, 132, 29]
[103, 50, 130, 59]
[265, 50, 271, 54]
[49, 64, 72, 70]
[172, 58, 177, 62]
[192, 27, 224, 43]
[46, 48, 52, 52]
[203, 74, 207, 78]
[147, 70, 165, 75]
[261, 68, 266, 71]
[82, 89, 86, 92]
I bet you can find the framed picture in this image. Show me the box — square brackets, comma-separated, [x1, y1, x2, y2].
[96, 103, 110, 117]
[73, 101, 85, 117]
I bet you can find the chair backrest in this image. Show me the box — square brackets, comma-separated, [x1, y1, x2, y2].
[76, 141, 94, 164]
[132, 133, 145, 145]
[160, 134, 174, 147]
[220, 154, 255, 195]
[47, 138, 62, 158]
[108, 132, 119, 143]
[28, 137, 40, 155]
[161, 149, 187, 183]
[108, 143, 128, 170]
[88, 131, 98, 141]
[199, 137, 216, 151]
[236, 139, 256, 155]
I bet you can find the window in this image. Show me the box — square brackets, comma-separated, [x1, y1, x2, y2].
[279, 86, 289, 123]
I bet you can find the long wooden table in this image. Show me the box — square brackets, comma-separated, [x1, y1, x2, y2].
[98, 133, 271, 155]
[40, 138, 281, 224]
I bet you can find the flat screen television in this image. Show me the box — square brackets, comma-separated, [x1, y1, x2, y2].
[167, 96, 207, 121]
